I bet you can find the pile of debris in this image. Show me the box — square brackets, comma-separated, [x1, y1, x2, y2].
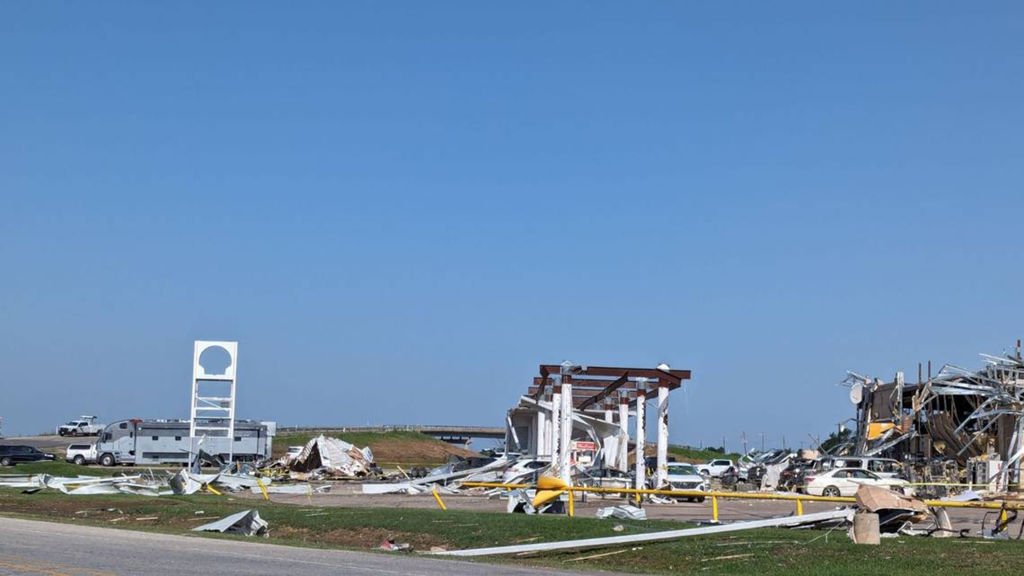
[266, 434, 378, 479]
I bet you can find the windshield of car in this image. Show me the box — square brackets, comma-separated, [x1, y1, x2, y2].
[667, 463, 698, 475]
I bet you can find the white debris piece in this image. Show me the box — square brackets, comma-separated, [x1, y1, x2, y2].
[595, 505, 647, 521]
[286, 435, 375, 478]
[192, 509, 269, 537]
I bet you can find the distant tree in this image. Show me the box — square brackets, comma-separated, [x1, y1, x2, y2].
[819, 428, 853, 454]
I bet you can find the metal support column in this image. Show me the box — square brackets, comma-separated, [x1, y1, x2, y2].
[635, 378, 648, 491]
[618, 392, 630, 473]
[550, 384, 562, 467]
[656, 382, 670, 488]
[559, 373, 574, 485]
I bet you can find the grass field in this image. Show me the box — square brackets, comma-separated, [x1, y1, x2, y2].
[668, 445, 743, 464]
[1, 487, 1022, 575]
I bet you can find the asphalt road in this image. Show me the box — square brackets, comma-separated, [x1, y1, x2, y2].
[0, 517, 603, 576]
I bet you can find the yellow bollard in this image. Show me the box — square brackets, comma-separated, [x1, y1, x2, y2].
[712, 495, 719, 522]
[432, 489, 448, 511]
[796, 498, 803, 516]
[568, 490, 575, 517]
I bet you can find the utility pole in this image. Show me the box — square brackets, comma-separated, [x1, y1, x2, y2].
[759, 433, 765, 452]
[741, 431, 748, 455]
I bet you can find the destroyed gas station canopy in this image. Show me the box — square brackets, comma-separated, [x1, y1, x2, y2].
[508, 362, 692, 493]
[530, 364, 692, 412]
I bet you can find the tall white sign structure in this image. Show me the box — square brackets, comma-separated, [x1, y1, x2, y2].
[189, 341, 238, 463]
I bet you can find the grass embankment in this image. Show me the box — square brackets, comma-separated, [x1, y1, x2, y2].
[668, 445, 743, 464]
[1, 488, 1022, 575]
[274, 430, 478, 468]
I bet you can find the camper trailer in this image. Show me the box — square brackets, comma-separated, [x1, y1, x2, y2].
[94, 419, 275, 466]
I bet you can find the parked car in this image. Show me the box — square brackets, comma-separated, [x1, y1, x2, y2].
[816, 456, 906, 479]
[697, 458, 735, 478]
[580, 468, 633, 492]
[57, 416, 104, 437]
[65, 443, 98, 465]
[0, 445, 57, 466]
[665, 462, 710, 502]
[804, 468, 914, 497]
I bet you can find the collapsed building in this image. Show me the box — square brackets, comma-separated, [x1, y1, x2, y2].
[506, 362, 691, 489]
[845, 341, 1024, 491]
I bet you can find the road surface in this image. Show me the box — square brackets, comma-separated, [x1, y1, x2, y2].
[0, 517, 605, 576]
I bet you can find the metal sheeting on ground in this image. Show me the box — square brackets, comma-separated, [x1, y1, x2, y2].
[432, 508, 855, 557]
[192, 509, 269, 537]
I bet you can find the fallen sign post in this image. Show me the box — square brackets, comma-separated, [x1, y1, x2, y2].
[430, 508, 854, 557]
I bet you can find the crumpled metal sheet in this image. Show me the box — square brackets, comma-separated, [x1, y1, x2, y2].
[192, 509, 269, 536]
[595, 505, 647, 520]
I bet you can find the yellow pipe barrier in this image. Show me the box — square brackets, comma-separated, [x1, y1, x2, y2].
[796, 498, 803, 516]
[432, 489, 448, 511]
[711, 495, 719, 522]
[459, 482, 1024, 512]
[568, 489, 574, 517]
[255, 477, 270, 501]
[205, 484, 222, 496]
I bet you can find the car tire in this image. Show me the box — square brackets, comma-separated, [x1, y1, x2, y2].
[73, 455, 85, 465]
[0, 457, 11, 466]
[99, 453, 116, 467]
[822, 486, 841, 497]
[695, 496, 705, 503]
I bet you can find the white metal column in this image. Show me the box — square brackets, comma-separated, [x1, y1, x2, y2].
[550, 384, 561, 467]
[656, 383, 670, 488]
[559, 375, 573, 485]
[634, 380, 648, 491]
[189, 341, 238, 464]
[536, 407, 548, 457]
[618, 393, 630, 473]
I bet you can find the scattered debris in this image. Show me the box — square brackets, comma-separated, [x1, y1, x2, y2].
[596, 505, 647, 521]
[378, 537, 413, 552]
[192, 509, 269, 537]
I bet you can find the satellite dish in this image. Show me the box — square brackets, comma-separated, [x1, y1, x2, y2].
[656, 363, 671, 372]
[849, 383, 864, 405]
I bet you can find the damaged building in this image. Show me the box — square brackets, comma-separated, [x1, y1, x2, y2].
[845, 341, 1024, 490]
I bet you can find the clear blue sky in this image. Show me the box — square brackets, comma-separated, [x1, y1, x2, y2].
[2, 3, 1023, 449]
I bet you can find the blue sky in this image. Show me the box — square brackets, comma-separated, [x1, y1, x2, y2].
[2, 3, 1023, 449]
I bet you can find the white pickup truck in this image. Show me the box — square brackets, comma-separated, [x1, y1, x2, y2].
[57, 416, 104, 437]
[697, 458, 735, 478]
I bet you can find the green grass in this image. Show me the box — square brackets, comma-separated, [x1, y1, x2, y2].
[2, 487, 1023, 575]
[668, 445, 743, 464]
[274, 429, 435, 450]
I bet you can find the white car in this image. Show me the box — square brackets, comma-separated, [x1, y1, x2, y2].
[665, 462, 710, 502]
[804, 468, 915, 497]
[65, 443, 98, 465]
[697, 458, 735, 478]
